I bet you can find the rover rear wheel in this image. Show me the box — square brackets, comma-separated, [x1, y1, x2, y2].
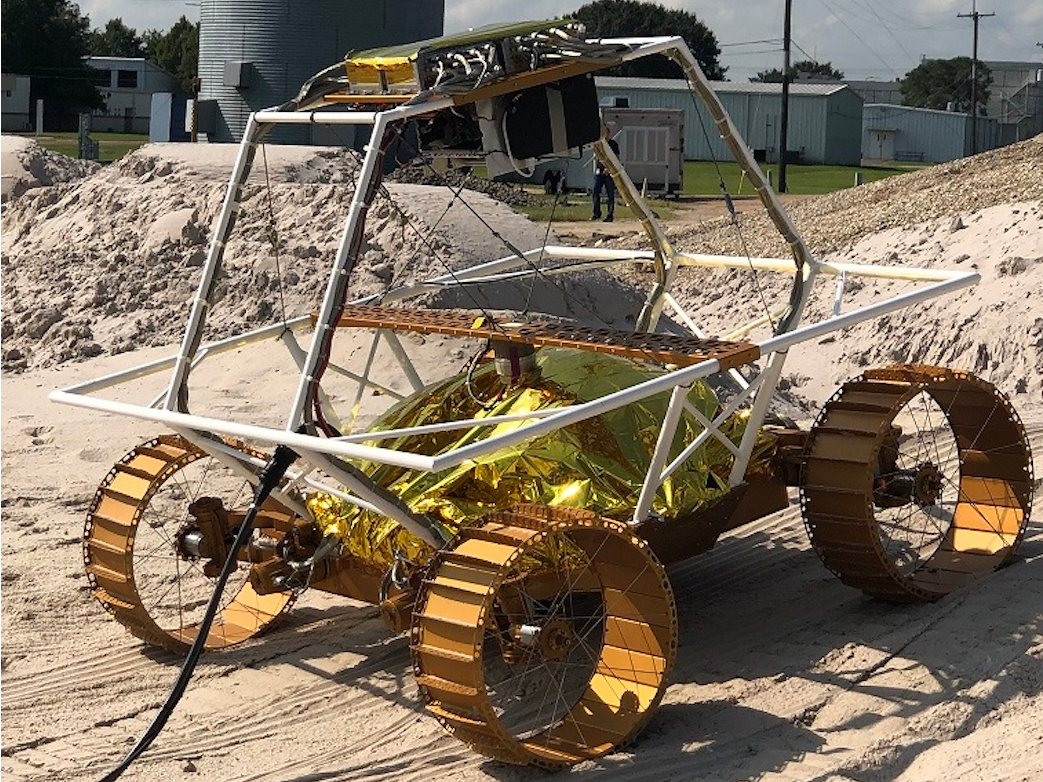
[801, 365, 1033, 602]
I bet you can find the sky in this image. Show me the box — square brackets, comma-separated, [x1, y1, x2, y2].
[76, 0, 1042, 82]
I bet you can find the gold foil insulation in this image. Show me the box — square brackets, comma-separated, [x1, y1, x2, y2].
[308, 348, 772, 570]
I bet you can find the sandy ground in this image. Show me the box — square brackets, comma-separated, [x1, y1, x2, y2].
[2, 138, 1042, 782]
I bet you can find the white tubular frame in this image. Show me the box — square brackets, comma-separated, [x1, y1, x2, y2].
[50, 36, 979, 532]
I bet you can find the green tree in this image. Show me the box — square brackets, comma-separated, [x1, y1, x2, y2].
[143, 16, 198, 93]
[89, 18, 145, 58]
[570, 0, 725, 80]
[901, 57, 991, 114]
[753, 59, 844, 82]
[0, 0, 105, 124]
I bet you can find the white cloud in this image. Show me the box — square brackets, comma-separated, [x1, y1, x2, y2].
[76, 0, 198, 33]
[75, 0, 1041, 80]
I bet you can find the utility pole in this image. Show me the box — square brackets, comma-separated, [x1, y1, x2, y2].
[957, 2, 994, 155]
[778, 0, 792, 193]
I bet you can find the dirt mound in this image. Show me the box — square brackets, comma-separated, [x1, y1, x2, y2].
[0, 136, 100, 203]
[0, 143, 641, 372]
[660, 202, 1043, 404]
[654, 134, 1043, 259]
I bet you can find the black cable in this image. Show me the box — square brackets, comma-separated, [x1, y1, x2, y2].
[97, 443, 300, 782]
[525, 185, 563, 316]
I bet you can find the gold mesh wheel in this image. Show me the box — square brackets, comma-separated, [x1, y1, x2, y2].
[411, 504, 677, 768]
[801, 365, 1034, 602]
[83, 434, 296, 653]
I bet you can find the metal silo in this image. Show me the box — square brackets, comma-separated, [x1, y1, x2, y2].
[198, 0, 445, 143]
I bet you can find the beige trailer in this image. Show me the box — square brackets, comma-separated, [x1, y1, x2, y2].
[603, 106, 684, 194]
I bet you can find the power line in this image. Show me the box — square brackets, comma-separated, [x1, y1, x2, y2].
[790, 39, 814, 62]
[779, 0, 792, 193]
[812, 0, 900, 77]
[851, 0, 917, 65]
[720, 39, 783, 47]
[957, 2, 995, 155]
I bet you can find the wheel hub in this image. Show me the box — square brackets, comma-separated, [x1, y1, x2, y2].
[873, 461, 944, 509]
[536, 617, 576, 661]
[874, 462, 944, 509]
[913, 463, 942, 505]
[512, 616, 576, 662]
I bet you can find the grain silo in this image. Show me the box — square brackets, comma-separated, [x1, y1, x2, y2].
[198, 0, 445, 143]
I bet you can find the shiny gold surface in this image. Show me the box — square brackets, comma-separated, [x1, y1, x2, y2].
[310, 349, 772, 570]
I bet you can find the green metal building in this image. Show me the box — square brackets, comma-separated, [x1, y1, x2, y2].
[595, 77, 864, 165]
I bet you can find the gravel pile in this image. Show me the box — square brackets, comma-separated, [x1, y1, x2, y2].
[623, 134, 1043, 259]
[389, 164, 535, 207]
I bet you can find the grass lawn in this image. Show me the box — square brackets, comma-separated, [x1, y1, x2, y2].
[516, 193, 675, 223]
[514, 159, 927, 220]
[19, 130, 927, 200]
[20, 131, 148, 163]
[682, 160, 926, 196]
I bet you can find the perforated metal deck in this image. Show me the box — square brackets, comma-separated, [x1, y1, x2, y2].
[331, 306, 761, 370]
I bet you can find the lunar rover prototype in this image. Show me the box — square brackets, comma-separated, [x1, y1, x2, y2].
[54, 21, 1034, 768]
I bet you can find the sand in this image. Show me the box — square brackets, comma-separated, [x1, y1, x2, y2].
[1, 137, 1041, 782]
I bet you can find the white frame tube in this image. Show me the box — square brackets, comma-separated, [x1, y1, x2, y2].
[50, 34, 984, 537]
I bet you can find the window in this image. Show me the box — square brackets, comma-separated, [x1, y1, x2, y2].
[117, 70, 138, 89]
[90, 69, 112, 87]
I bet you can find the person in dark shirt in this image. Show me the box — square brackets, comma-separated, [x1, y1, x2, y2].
[592, 138, 620, 222]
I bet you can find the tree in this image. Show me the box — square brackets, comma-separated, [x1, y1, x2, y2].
[89, 18, 145, 58]
[901, 57, 991, 114]
[143, 16, 198, 93]
[1, 0, 105, 125]
[570, 0, 725, 80]
[753, 59, 844, 82]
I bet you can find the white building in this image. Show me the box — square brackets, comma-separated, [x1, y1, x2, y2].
[86, 57, 179, 134]
[1, 73, 32, 131]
